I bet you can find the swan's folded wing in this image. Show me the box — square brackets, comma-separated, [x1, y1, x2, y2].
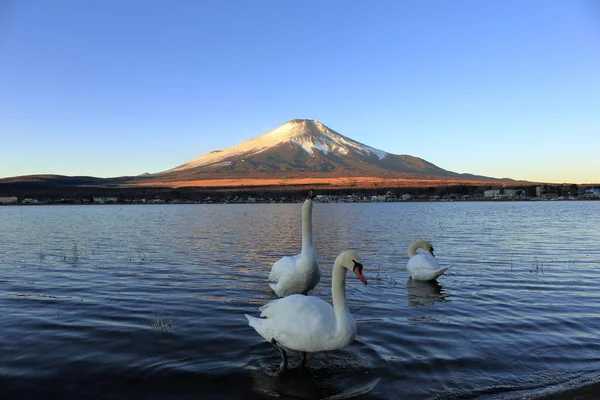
[261, 295, 335, 329]
[409, 259, 451, 281]
[268, 253, 301, 282]
[407, 253, 439, 271]
[259, 295, 337, 350]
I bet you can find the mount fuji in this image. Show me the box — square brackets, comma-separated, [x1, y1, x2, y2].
[153, 119, 493, 181]
[0, 119, 511, 196]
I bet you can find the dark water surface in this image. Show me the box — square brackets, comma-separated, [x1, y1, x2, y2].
[1, 202, 600, 399]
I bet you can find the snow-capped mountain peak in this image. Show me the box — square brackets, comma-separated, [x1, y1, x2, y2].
[169, 119, 388, 172]
[156, 119, 493, 181]
[275, 119, 387, 159]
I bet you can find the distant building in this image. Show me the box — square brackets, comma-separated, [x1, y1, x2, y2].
[484, 189, 499, 198]
[0, 196, 17, 204]
[541, 192, 558, 200]
[584, 188, 600, 198]
[22, 198, 41, 205]
[370, 194, 388, 202]
[93, 196, 118, 203]
[484, 189, 518, 199]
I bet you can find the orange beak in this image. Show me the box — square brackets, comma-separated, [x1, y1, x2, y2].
[353, 264, 367, 285]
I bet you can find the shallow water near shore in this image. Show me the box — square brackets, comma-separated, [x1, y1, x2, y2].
[1, 201, 600, 399]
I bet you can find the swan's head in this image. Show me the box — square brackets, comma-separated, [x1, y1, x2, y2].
[308, 188, 315, 199]
[337, 250, 367, 285]
[426, 242, 435, 257]
[409, 240, 435, 257]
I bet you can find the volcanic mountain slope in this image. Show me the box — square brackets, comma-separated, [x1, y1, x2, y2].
[153, 119, 495, 181]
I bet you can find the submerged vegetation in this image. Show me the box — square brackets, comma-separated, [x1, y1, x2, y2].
[151, 310, 175, 334]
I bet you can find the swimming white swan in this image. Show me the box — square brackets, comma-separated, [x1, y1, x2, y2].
[267, 191, 320, 297]
[246, 250, 367, 374]
[406, 240, 451, 281]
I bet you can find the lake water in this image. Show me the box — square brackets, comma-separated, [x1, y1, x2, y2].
[1, 201, 600, 400]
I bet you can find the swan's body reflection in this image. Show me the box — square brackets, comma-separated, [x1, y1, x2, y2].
[248, 340, 382, 399]
[406, 278, 450, 308]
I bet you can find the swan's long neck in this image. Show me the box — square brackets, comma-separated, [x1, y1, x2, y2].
[408, 240, 426, 258]
[331, 259, 350, 322]
[301, 199, 314, 254]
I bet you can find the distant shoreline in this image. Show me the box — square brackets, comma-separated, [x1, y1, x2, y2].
[1, 197, 598, 206]
[1, 177, 598, 205]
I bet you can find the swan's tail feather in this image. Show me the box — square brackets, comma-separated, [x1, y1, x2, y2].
[441, 264, 453, 273]
[267, 269, 279, 282]
[433, 266, 452, 280]
[268, 282, 278, 295]
[259, 299, 278, 316]
[245, 314, 260, 329]
[245, 314, 272, 342]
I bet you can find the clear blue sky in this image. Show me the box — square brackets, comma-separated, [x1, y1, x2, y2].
[1, 0, 599, 183]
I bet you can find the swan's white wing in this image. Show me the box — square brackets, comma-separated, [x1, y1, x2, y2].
[407, 254, 450, 281]
[268, 252, 320, 297]
[407, 253, 438, 270]
[246, 294, 336, 352]
[268, 253, 301, 282]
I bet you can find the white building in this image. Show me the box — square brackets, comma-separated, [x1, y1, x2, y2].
[0, 196, 17, 204]
[484, 189, 518, 198]
[21, 198, 41, 205]
[370, 194, 388, 202]
[93, 196, 118, 203]
[484, 189, 500, 198]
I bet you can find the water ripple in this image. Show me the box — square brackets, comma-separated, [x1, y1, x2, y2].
[1, 202, 600, 399]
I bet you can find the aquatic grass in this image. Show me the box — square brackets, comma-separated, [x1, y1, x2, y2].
[151, 310, 175, 333]
[510, 255, 581, 275]
[527, 256, 569, 274]
[91, 241, 102, 255]
[57, 241, 82, 264]
[373, 266, 398, 286]
[129, 251, 150, 263]
[72, 241, 80, 261]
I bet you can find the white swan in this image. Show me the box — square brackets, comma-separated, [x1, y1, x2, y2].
[246, 250, 367, 373]
[267, 191, 320, 297]
[406, 240, 451, 281]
